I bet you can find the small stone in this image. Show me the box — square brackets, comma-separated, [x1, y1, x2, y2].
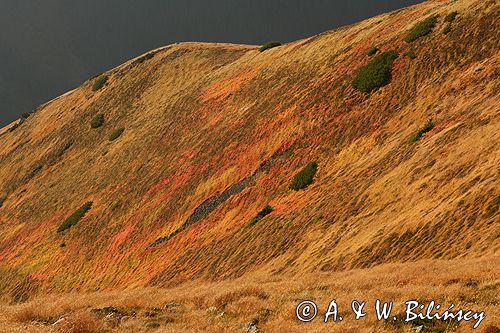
[410, 325, 426, 333]
[164, 302, 181, 309]
[245, 321, 261, 333]
[207, 306, 218, 314]
[91, 306, 120, 316]
[52, 317, 66, 326]
[120, 315, 130, 323]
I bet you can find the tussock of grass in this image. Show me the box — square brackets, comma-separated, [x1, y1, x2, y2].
[259, 42, 282, 52]
[109, 127, 125, 141]
[0, 195, 6, 208]
[246, 205, 273, 228]
[367, 46, 379, 56]
[352, 51, 398, 93]
[289, 161, 318, 191]
[92, 75, 108, 91]
[408, 119, 435, 143]
[57, 202, 93, 233]
[404, 16, 438, 42]
[91, 114, 104, 129]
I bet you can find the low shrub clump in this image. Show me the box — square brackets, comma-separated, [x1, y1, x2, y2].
[405, 51, 417, 59]
[91, 114, 105, 128]
[289, 161, 318, 191]
[109, 127, 125, 141]
[57, 202, 93, 233]
[0, 195, 7, 208]
[352, 51, 398, 93]
[8, 122, 21, 132]
[404, 16, 438, 42]
[246, 205, 274, 228]
[367, 46, 379, 56]
[259, 41, 282, 52]
[442, 23, 452, 34]
[444, 11, 458, 22]
[92, 75, 108, 91]
[408, 118, 435, 143]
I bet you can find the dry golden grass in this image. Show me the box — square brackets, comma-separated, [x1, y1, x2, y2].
[0, 256, 498, 332]
[0, 0, 498, 332]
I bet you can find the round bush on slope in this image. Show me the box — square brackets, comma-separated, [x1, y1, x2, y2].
[109, 127, 125, 141]
[289, 162, 318, 191]
[404, 16, 438, 43]
[91, 114, 105, 128]
[444, 11, 458, 23]
[57, 202, 93, 233]
[442, 23, 452, 34]
[246, 205, 274, 228]
[0, 195, 7, 208]
[367, 46, 379, 56]
[259, 41, 282, 52]
[92, 75, 108, 91]
[352, 51, 398, 93]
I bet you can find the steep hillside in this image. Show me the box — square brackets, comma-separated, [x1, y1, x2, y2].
[0, 1, 498, 330]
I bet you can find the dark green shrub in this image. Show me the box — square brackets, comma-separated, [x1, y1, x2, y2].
[367, 46, 379, 56]
[8, 122, 20, 132]
[109, 127, 125, 141]
[290, 162, 318, 191]
[92, 75, 108, 91]
[0, 195, 7, 208]
[404, 16, 438, 42]
[352, 51, 398, 93]
[405, 52, 417, 59]
[246, 205, 274, 228]
[444, 11, 458, 23]
[57, 202, 93, 233]
[259, 41, 282, 52]
[442, 23, 452, 34]
[408, 119, 435, 143]
[91, 114, 105, 128]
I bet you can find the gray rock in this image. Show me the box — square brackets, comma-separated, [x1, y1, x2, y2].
[52, 317, 66, 326]
[207, 306, 218, 314]
[120, 315, 130, 323]
[409, 325, 426, 333]
[245, 320, 261, 333]
[164, 302, 181, 309]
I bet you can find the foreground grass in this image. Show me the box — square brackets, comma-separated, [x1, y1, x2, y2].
[0, 257, 498, 333]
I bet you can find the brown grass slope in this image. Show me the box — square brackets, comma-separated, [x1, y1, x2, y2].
[0, 0, 498, 313]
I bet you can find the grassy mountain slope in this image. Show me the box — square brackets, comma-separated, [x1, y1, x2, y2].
[0, 0, 498, 330]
